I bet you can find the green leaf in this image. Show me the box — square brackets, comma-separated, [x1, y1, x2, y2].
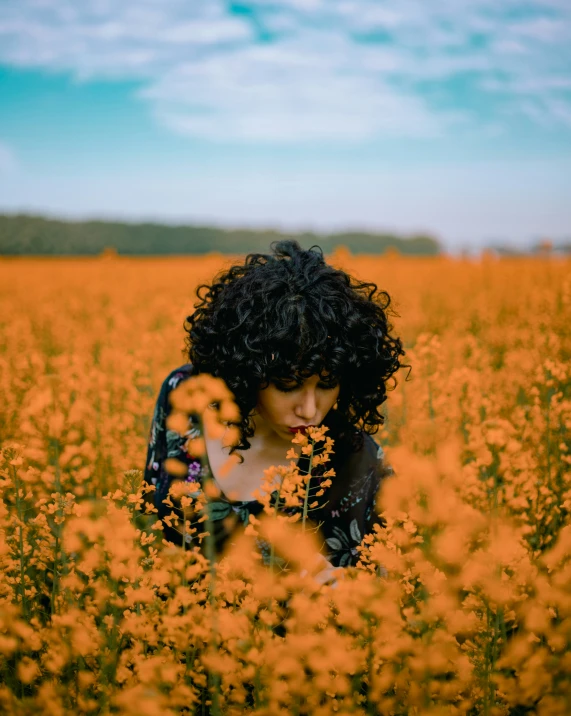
[332, 526, 349, 545]
[350, 519, 362, 543]
[206, 501, 231, 521]
[233, 505, 251, 525]
[325, 537, 342, 551]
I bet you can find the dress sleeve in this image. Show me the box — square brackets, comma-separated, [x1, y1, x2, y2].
[143, 365, 203, 545]
[362, 442, 393, 537]
[144, 371, 171, 489]
[320, 434, 393, 569]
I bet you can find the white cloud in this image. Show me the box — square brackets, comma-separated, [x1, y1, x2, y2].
[509, 17, 570, 42]
[0, 0, 570, 141]
[141, 32, 466, 141]
[0, 0, 252, 80]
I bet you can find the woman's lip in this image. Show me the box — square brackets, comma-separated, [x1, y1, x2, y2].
[288, 425, 316, 433]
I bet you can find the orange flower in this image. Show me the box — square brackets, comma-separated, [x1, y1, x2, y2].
[2, 253, 569, 715]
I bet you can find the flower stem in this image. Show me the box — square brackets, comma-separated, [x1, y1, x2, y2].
[196, 413, 221, 716]
[301, 440, 315, 531]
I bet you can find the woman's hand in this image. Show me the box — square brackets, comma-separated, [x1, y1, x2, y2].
[300, 555, 344, 590]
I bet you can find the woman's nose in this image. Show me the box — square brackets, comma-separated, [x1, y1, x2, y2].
[295, 389, 317, 421]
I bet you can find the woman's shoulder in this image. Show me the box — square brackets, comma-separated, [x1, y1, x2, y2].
[152, 363, 195, 417]
[339, 429, 392, 483]
[162, 363, 195, 388]
[362, 433, 387, 464]
[157, 363, 195, 397]
[323, 411, 381, 472]
[351, 432, 387, 469]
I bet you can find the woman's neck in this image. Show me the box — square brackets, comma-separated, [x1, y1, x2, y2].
[250, 412, 293, 448]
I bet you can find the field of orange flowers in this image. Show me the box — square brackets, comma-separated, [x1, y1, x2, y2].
[0, 250, 570, 715]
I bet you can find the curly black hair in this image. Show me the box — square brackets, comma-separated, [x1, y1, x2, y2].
[183, 240, 407, 461]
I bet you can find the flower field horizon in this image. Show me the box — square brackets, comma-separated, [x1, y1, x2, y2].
[0, 251, 569, 715]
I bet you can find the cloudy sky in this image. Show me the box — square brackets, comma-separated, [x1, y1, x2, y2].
[1, 0, 570, 249]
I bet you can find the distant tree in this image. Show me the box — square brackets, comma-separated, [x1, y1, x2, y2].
[0, 214, 443, 256]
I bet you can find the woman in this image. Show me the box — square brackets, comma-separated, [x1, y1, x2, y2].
[144, 240, 406, 574]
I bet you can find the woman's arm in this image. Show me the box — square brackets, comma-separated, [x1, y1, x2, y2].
[143, 364, 200, 546]
[362, 441, 393, 536]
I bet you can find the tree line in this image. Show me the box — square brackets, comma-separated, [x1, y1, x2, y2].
[0, 214, 442, 256]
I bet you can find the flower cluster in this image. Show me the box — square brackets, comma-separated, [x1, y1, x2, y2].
[0, 253, 569, 715]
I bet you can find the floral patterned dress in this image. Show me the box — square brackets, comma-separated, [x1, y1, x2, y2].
[144, 364, 393, 569]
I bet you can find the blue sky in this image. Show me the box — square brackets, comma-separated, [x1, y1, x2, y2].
[0, 0, 570, 250]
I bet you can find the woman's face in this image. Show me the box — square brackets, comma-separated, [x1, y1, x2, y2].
[255, 373, 340, 442]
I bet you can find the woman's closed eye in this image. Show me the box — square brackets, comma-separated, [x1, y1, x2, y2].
[273, 380, 339, 393]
